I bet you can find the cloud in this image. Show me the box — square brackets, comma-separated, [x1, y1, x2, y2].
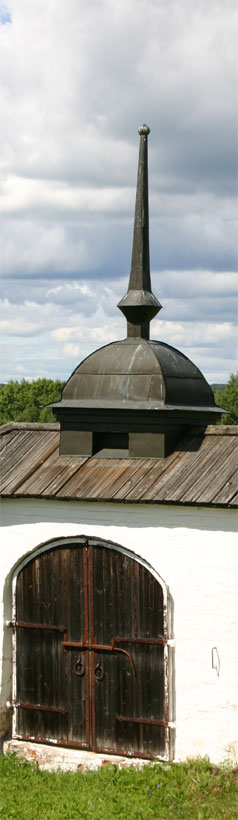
[0, 175, 134, 216]
[152, 319, 235, 348]
[1, 273, 236, 387]
[63, 343, 80, 358]
[0, 0, 237, 384]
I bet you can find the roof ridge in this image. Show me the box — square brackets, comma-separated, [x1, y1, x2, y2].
[198, 425, 238, 436]
[0, 422, 60, 433]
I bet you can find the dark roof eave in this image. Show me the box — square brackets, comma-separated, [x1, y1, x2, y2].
[49, 399, 225, 414]
[2, 492, 237, 509]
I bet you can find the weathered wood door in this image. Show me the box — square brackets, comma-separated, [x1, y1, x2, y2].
[14, 542, 167, 758]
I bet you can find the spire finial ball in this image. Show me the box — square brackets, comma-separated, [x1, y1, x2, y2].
[138, 124, 150, 136]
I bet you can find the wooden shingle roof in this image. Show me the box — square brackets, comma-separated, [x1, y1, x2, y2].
[0, 422, 237, 508]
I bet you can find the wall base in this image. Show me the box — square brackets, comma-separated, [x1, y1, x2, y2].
[3, 739, 159, 772]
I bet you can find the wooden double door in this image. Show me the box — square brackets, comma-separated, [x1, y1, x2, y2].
[14, 541, 167, 758]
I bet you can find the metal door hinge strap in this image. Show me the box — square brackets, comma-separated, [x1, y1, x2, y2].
[13, 701, 68, 715]
[61, 640, 136, 677]
[117, 715, 167, 727]
[6, 620, 66, 633]
[114, 636, 166, 646]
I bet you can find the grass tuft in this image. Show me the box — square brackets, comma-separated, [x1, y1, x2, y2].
[0, 753, 237, 819]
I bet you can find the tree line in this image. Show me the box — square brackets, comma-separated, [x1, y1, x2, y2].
[0, 374, 237, 426]
[0, 378, 64, 425]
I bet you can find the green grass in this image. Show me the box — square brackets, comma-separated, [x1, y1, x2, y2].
[0, 753, 237, 820]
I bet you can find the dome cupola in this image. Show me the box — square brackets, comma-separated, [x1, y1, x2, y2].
[51, 126, 223, 458]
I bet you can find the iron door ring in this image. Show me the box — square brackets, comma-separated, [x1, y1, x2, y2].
[94, 661, 105, 681]
[74, 654, 85, 677]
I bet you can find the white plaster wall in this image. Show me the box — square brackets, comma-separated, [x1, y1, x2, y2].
[0, 496, 237, 764]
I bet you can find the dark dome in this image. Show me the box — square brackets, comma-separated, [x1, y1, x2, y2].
[62, 337, 216, 410]
[51, 125, 223, 458]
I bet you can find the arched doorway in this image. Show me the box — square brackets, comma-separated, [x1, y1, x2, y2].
[12, 539, 168, 759]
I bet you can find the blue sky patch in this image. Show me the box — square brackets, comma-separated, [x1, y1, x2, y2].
[0, 5, 12, 25]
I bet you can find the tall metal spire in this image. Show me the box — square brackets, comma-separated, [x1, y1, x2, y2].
[118, 124, 162, 339]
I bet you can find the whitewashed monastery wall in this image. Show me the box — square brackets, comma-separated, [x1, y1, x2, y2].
[0, 496, 237, 764]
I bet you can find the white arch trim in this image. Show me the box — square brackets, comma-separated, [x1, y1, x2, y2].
[12, 534, 169, 603]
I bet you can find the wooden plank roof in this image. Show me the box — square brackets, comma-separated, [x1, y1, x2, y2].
[0, 422, 237, 508]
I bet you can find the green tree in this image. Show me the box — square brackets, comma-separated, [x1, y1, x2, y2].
[0, 379, 64, 425]
[1, 374, 238, 427]
[214, 372, 238, 425]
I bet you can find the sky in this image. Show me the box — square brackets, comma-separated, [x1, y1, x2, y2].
[0, 0, 237, 385]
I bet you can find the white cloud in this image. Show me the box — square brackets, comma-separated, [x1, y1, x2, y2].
[52, 324, 119, 345]
[0, 175, 133, 216]
[52, 328, 74, 343]
[46, 282, 93, 297]
[154, 270, 237, 298]
[63, 343, 80, 358]
[0, 0, 237, 383]
[152, 320, 235, 347]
